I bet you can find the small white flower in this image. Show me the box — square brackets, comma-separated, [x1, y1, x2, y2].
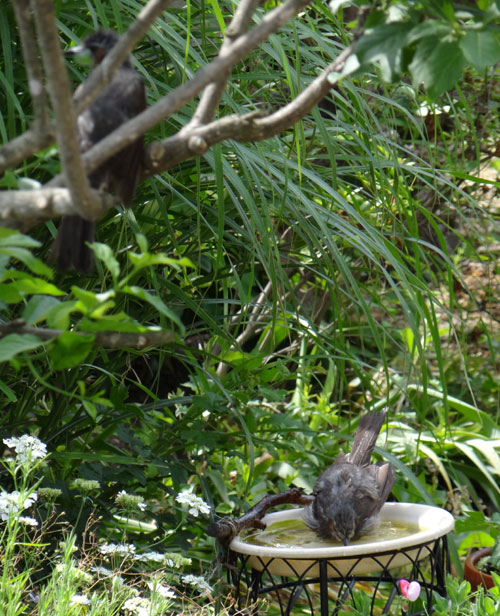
[135, 551, 166, 563]
[19, 516, 38, 526]
[98, 542, 136, 558]
[123, 596, 151, 616]
[70, 594, 91, 606]
[176, 490, 210, 517]
[0, 491, 38, 521]
[147, 581, 176, 599]
[115, 490, 147, 512]
[3, 435, 47, 463]
[182, 574, 212, 596]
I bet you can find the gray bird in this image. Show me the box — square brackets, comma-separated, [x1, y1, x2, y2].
[52, 30, 146, 273]
[304, 411, 394, 545]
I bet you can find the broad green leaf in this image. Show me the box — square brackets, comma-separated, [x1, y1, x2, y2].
[71, 287, 116, 313]
[0, 334, 45, 361]
[410, 38, 465, 98]
[0, 228, 40, 248]
[0, 247, 52, 277]
[10, 277, 64, 297]
[355, 22, 414, 81]
[460, 30, 500, 71]
[22, 295, 61, 325]
[46, 300, 77, 330]
[50, 331, 95, 370]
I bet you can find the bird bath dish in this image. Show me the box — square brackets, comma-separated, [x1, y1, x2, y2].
[230, 502, 454, 577]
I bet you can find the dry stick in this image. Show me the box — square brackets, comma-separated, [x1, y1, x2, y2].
[207, 488, 314, 547]
[31, 0, 100, 220]
[0, 319, 176, 349]
[191, 0, 263, 126]
[47, 0, 315, 187]
[73, 0, 172, 115]
[0, 0, 53, 173]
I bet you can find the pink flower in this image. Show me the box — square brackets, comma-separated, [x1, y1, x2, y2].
[399, 579, 421, 601]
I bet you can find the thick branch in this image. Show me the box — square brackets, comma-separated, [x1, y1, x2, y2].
[31, 0, 100, 219]
[0, 188, 115, 231]
[207, 488, 314, 547]
[0, 1, 53, 173]
[0, 320, 176, 349]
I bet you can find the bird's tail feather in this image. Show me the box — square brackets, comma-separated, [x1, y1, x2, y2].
[346, 410, 387, 466]
[51, 216, 95, 274]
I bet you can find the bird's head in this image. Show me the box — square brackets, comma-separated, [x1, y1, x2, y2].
[65, 30, 120, 65]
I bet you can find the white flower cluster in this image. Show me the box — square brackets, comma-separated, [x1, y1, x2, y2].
[135, 551, 166, 563]
[3, 435, 47, 463]
[115, 490, 147, 512]
[98, 542, 136, 558]
[175, 490, 210, 517]
[123, 596, 151, 616]
[147, 581, 176, 599]
[70, 594, 91, 606]
[0, 490, 37, 521]
[182, 574, 213, 596]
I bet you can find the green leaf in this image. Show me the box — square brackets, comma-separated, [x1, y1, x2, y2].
[0, 334, 45, 361]
[123, 285, 184, 332]
[0, 379, 17, 401]
[10, 276, 64, 297]
[460, 30, 500, 71]
[92, 242, 120, 280]
[410, 38, 465, 98]
[22, 295, 61, 325]
[46, 300, 76, 330]
[50, 331, 95, 370]
[355, 22, 414, 81]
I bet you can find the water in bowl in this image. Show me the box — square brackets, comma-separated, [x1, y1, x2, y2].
[242, 517, 419, 549]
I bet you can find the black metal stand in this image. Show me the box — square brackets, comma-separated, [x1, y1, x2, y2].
[227, 535, 450, 615]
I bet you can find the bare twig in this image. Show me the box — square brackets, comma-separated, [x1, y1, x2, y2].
[207, 488, 314, 547]
[31, 0, 100, 220]
[0, 319, 176, 349]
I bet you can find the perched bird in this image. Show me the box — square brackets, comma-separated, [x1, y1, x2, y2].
[304, 411, 394, 545]
[52, 30, 146, 273]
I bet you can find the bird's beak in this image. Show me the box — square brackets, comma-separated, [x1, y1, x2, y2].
[343, 538, 350, 546]
[65, 43, 87, 57]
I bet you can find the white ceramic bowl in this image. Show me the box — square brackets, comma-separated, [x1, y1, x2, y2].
[229, 502, 454, 577]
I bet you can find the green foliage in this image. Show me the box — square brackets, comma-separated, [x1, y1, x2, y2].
[352, 0, 500, 98]
[1, 0, 500, 607]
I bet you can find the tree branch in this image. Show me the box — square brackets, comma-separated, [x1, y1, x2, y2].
[0, 319, 176, 349]
[31, 0, 100, 220]
[0, 188, 115, 231]
[0, 0, 54, 173]
[191, 0, 263, 126]
[143, 43, 354, 174]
